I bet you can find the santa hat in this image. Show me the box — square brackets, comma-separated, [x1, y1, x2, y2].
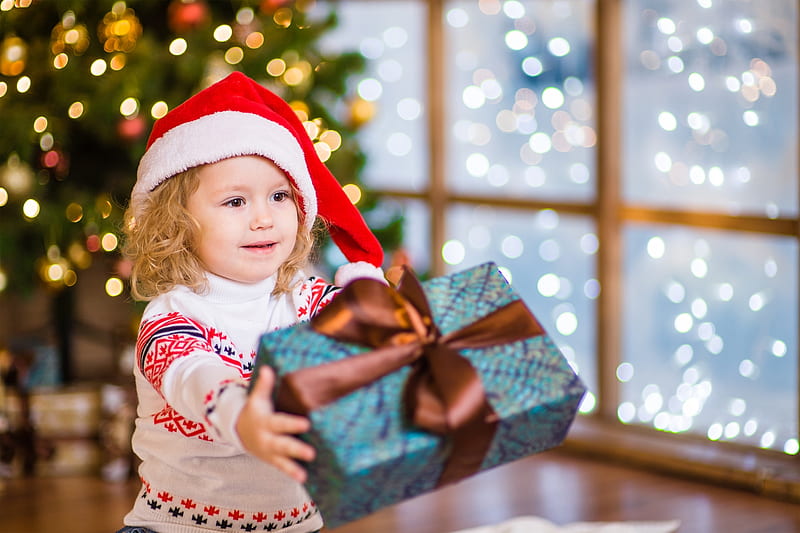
[132, 71, 384, 286]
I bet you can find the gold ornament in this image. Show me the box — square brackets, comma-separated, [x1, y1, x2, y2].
[348, 97, 376, 128]
[51, 11, 90, 55]
[98, 2, 142, 53]
[0, 35, 27, 76]
[1, 153, 34, 195]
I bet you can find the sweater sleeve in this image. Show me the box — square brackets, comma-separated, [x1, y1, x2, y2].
[292, 276, 342, 322]
[136, 311, 249, 450]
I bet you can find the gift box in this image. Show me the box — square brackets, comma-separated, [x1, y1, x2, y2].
[255, 262, 586, 528]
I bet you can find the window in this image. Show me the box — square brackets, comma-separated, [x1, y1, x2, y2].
[316, 0, 799, 490]
[619, 1, 797, 453]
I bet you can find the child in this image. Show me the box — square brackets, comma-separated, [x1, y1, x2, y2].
[117, 71, 385, 533]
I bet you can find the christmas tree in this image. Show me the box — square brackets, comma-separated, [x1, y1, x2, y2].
[0, 0, 401, 299]
[0, 0, 403, 382]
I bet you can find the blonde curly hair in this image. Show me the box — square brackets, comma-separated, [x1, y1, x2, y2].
[122, 167, 316, 301]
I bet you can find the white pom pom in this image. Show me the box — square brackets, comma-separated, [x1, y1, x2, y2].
[335, 261, 387, 287]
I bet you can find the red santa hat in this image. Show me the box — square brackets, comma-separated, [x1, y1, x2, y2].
[132, 71, 384, 285]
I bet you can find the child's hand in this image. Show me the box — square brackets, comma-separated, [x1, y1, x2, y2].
[236, 366, 316, 483]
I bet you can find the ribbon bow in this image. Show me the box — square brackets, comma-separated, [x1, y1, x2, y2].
[275, 267, 544, 486]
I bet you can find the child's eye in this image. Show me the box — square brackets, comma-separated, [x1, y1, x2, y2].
[225, 197, 245, 207]
[272, 191, 291, 202]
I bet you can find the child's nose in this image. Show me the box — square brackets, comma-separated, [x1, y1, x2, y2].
[250, 204, 273, 229]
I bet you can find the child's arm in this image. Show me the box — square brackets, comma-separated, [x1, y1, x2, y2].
[235, 366, 315, 483]
[294, 276, 342, 322]
[294, 271, 387, 322]
[137, 312, 312, 482]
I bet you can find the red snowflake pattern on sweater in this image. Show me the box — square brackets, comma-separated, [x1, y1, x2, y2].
[138, 478, 318, 531]
[152, 405, 212, 441]
[137, 312, 252, 442]
[296, 277, 340, 321]
[137, 312, 211, 391]
[135, 278, 339, 447]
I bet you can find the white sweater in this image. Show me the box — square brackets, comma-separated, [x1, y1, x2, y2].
[123, 272, 339, 533]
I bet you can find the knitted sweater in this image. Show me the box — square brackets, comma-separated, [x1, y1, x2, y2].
[123, 272, 339, 533]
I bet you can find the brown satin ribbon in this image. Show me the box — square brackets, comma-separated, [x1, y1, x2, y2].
[275, 267, 544, 486]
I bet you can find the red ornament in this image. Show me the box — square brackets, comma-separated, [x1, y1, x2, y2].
[260, 0, 293, 14]
[168, 0, 210, 34]
[40, 146, 70, 179]
[41, 150, 60, 169]
[115, 258, 133, 279]
[118, 115, 146, 141]
[86, 234, 101, 253]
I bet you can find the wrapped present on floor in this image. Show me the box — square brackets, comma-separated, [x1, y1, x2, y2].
[255, 261, 586, 528]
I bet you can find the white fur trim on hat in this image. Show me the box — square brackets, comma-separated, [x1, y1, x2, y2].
[132, 110, 317, 226]
[335, 261, 387, 287]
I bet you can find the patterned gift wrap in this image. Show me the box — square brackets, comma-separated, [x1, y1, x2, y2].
[255, 262, 586, 528]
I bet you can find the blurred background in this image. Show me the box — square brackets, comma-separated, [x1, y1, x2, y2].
[0, 0, 796, 498]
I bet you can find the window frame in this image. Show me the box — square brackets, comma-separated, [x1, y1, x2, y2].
[363, 0, 800, 501]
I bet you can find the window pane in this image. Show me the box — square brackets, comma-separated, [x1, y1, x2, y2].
[444, 0, 595, 200]
[623, 1, 798, 216]
[622, 224, 798, 453]
[315, 1, 428, 191]
[384, 198, 432, 276]
[323, 196, 430, 275]
[445, 204, 598, 402]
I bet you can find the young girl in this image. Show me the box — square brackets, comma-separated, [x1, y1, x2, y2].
[117, 72, 385, 533]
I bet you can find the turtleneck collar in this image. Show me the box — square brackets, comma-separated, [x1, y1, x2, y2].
[200, 272, 276, 304]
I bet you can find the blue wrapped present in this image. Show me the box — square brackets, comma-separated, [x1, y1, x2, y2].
[255, 262, 586, 528]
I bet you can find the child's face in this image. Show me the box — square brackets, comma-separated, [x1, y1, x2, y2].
[186, 155, 299, 284]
